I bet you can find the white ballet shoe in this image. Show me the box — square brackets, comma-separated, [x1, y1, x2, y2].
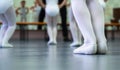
[48, 40, 57, 45]
[2, 42, 13, 48]
[73, 44, 97, 55]
[97, 42, 108, 54]
[70, 42, 81, 47]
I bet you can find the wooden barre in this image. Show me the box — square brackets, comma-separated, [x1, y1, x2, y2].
[16, 22, 120, 26]
[105, 23, 120, 26]
[0, 22, 120, 26]
[0, 22, 46, 25]
[0, 22, 69, 25]
[17, 22, 46, 25]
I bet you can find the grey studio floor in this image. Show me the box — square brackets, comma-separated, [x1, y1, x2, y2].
[0, 31, 120, 70]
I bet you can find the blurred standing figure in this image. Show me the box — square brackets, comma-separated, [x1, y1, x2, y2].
[37, 0, 46, 30]
[16, 0, 29, 22]
[0, 0, 16, 47]
[58, 0, 69, 41]
[16, 0, 29, 40]
[29, 1, 41, 30]
[30, 1, 41, 22]
[36, 0, 60, 45]
[37, 0, 69, 41]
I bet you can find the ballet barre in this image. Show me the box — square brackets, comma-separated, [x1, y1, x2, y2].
[105, 23, 120, 26]
[16, 22, 46, 25]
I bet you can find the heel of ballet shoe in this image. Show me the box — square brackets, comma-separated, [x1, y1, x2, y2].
[97, 43, 108, 54]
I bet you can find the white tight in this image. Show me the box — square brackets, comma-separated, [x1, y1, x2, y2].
[71, 0, 106, 44]
[0, 6, 16, 46]
[69, 7, 82, 44]
[46, 14, 58, 42]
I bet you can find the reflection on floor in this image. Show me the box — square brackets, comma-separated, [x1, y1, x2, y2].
[0, 39, 120, 70]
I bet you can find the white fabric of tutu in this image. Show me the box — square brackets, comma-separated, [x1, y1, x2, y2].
[45, 4, 59, 17]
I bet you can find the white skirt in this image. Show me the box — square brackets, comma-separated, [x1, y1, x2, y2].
[0, 0, 13, 13]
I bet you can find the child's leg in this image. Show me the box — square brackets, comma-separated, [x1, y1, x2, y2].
[87, 0, 107, 54]
[69, 7, 82, 47]
[52, 16, 58, 44]
[46, 15, 54, 44]
[2, 6, 16, 47]
[71, 0, 97, 54]
[0, 15, 8, 45]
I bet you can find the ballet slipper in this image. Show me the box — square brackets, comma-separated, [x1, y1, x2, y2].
[2, 42, 13, 47]
[73, 44, 97, 55]
[97, 42, 108, 54]
[48, 40, 57, 45]
[2, 25, 16, 48]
